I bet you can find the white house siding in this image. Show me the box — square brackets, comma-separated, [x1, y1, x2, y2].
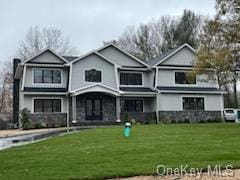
[157, 93, 223, 111]
[157, 69, 218, 88]
[161, 47, 196, 66]
[71, 54, 117, 91]
[118, 70, 154, 87]
[24, 66, 68, 88]
[98, 46, 144, 67]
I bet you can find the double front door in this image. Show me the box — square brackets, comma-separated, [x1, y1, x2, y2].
[85, 98, 102, 120]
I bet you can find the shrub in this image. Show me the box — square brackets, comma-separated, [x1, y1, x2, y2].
[20, 108, 31, 130]
[183, 119, 190, 123]
[162, 115, 172, 124]
[131, 119, 137, 125]
[123, 113, 130, 123]
[171, 120, 176, 123]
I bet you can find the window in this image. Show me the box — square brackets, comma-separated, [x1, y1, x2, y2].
[120, 99, 143, 112]
[182, 97, 204, 111]
[175, 71, 196, 84]
[34, 99, 61, 113]
[33, 69, 61, 84]
[120, 73, 142, 85]
[85, 69, 101, 82]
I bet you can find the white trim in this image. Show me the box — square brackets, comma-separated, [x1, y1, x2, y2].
[32, 97, 63, 114]
[21, 65, 26, 91]
[22, 48, 68, 64]
[173, 70, 197, 87]
[71, 83, 123, 96]
[119, 71, 144, 87]
[83, 68, 102, 84]
[181, 95, 205, 111]
[153, 43, 196, 67]
[68, 64, 72, 91]
[24, 63, 69, 67]
[98, 43, 150, 67]
[32, 68, 63, 87]
[155, 67, 159, 88]
[115, 66, 120, 89]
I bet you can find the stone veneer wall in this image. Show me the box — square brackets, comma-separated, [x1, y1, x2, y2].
[76, 93, 116, 123]
[120, 112, 156, 124]
[159, 111, 222, 123]
[30, 113, 67, 128]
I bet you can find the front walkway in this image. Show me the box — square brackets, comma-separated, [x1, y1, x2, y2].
[0, 127, 72, 138]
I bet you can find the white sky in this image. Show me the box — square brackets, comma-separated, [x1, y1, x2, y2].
[0, 0, 216, 62]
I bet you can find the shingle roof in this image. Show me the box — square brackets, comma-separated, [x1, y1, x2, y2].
[23, 87, 67, 92]
[62, 56, 79, 62]
[157, 86, 223, 92]
[120, 87, 156, 92]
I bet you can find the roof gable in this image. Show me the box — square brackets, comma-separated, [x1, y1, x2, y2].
[97, 43, 149, 68]
[148, 43, 196, 67]
[22, 49, 68, 64]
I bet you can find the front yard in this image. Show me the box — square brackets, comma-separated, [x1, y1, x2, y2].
[0, 124, 240, 179]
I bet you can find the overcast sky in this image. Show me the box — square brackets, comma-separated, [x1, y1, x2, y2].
[0, 0, 216, 62]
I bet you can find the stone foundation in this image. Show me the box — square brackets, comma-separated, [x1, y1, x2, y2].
[159, 111, 222, 123]
[120, 112, 156, 124]
[30, 113, 67, 128]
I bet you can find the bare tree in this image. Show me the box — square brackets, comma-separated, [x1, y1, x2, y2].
[0, 60, 13, 113]
[17, 26, 79, 60]
[115, 10, 204, 60]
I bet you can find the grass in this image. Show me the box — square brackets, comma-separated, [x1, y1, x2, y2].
[0, 123, 240, 179]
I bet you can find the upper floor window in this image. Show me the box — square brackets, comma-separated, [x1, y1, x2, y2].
[182, 97, 204, 111]
[120, 72, 142, 86]
[175, 71, 196, 85]
[34, 99, 61, 113]
[85, 69, 101, 82]
[34, 69, 61, 84]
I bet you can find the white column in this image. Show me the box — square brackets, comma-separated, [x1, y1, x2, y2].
[72, 96, 77, 123]
[66, 95, 69, 128]
[116, 96, 121, 122]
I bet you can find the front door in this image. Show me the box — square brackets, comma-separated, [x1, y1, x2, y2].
[85, 98, 102, 120]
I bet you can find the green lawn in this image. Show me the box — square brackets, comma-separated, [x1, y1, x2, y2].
[0, 124, 240, 179]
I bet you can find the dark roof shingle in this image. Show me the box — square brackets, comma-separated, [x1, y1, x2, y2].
[120, 87, 156, 92]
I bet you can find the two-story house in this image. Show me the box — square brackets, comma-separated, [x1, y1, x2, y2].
[13, 43, 225, 127]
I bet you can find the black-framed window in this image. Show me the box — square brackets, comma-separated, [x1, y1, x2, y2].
[182, 97, 204, 111]
[175, 71, 196, 84]
[34, 99, 61, 113]
[120, 99, 143, 112]
[33, 69, 61, 84]
[120, 72, 142, 85]
[85, 69, 101, 82]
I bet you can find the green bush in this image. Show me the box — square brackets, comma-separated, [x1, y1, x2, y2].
[20, 108, 31, 130]
[183, 119, 190, 123]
